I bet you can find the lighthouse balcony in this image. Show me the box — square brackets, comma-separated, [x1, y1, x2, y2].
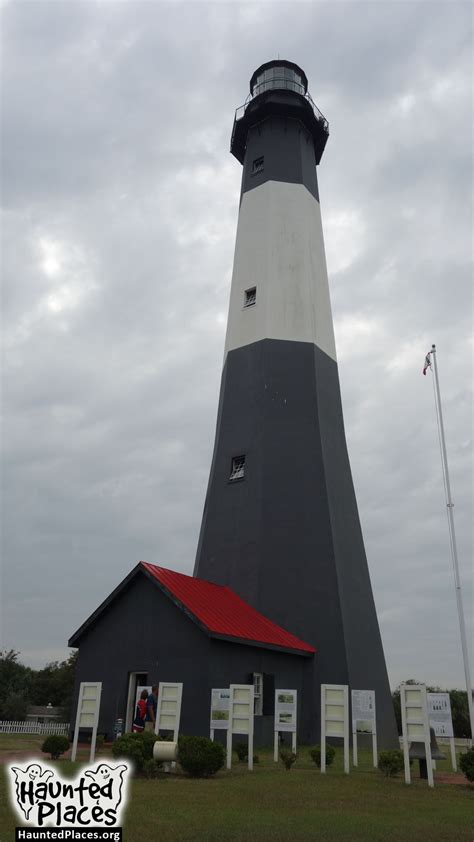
[231, 87, 329, 166]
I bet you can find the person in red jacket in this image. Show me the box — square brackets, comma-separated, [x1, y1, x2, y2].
[132, 689, 148, 732]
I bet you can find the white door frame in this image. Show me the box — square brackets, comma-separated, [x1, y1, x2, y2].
[125, 671, 148, 732]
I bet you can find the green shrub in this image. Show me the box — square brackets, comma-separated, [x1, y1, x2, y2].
[459, 748, 474, 783]
[95, 734, 105, 752]
[234, 741, 248, 762]
[142, 758, 164, 779]
[233, 741, 257, 763]
[112, 731, 160, 774]
[310, 743, 336, 768]
[378, 749, 405, 777]
[280, 749, 297, 770]
[41, 734, 70, 760]
[178, 736, 225, 778]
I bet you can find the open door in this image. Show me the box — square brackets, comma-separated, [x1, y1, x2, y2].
[125, 671, 148, 732]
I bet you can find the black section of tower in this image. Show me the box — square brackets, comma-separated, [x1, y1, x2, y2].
[194, 62, 398, 746]
[240, 117, 320, 202]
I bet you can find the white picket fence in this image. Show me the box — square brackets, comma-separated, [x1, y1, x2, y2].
[0, 720, 70, 736]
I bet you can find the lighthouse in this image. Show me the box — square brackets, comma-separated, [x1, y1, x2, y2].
[194, 60, 398, 746]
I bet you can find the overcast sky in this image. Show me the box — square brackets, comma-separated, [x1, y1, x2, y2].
[1, 1, 472, 693]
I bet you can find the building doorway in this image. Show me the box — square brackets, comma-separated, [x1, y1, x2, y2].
[125, 671, 148, 732]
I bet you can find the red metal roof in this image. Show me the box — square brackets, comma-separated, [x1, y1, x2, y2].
[141, 562, 315, 655]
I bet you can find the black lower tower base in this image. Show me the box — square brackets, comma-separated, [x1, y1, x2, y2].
[194, 339, 398, 747]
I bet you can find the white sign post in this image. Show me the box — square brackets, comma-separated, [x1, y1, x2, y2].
[427, 692, 456, 771]
[273, 689, 297, 762]
[71, 682, 102, 762]
[226, 684, 254, 770]
[210, 688, 230, 740]
[351, 689, 377, 768]
[155, 682, 183, 742]
[154, 682, 183, 771]
[401, 683, 434, 787]
[321, 684, 349, 774]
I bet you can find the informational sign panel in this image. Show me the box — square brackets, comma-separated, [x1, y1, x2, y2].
[400, 683, 434, 787]
[210, 688, 230, 738]
[71, 682, 102, 762]
[351, 689, 377, 768]
[321, 684, 349, 774]
[427, 693, 453, 737]
[273, 689, 297, 761]
[226, 684, 254, 770]
[155, 682, 183, 743]
[427, 692, 456, 770]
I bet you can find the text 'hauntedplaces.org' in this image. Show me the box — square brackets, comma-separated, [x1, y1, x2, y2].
[16, 829, 122, 841]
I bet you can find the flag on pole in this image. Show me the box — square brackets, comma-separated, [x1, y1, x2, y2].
[423, 352, 432, 375]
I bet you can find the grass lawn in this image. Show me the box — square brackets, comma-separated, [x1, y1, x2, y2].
[0, 736, 472, 841]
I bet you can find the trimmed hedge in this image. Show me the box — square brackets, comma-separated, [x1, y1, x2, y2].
[378, 750, 405, 777]
[280, 749, 297, 770]
[178, 736, 225, 778]
[459, 748, 474, 783]
[310, 744, 336, 768]
[41, 734, 70, 760]
[233, 741, 258, 763]
[234, 742, 248, 762]
[112, 731, 160, 775]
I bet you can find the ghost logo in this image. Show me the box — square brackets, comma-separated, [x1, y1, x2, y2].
[84, 763, 128, 811]
[10, 764, 54, 820]
[7, 760, 131, 827]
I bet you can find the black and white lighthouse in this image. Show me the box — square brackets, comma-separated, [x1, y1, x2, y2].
[194, 60, 398, 746]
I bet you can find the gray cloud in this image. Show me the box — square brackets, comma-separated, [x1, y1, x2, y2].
[1, 1, 472, 691]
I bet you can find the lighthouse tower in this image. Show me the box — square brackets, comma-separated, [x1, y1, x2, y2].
[194, 61, 398, 746]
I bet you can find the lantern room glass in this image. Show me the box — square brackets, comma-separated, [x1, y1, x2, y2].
[252, 65, 305, 96]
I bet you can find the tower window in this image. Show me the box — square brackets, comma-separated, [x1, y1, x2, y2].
[244, 287, 256, 307]
[252, 156, 264, 175]
[229, 455, 245, 481]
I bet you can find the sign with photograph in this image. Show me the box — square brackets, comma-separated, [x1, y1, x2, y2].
[351, 689, 375, 733]
[427, 692, 454, 738]
[273, 689, 297, 761]
[351, 689, 377, 768]
[427, 691, 456, 771]
[210, 688, 230, 733]
[275, 689, 297, 733]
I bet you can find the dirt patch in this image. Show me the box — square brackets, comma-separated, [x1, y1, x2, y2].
[0, 744, 93, 765]
[0, 749, 44, 764]
[435, 772, 471, 786]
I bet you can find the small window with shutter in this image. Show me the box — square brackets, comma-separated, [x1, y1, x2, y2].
[244, 287, 256, 308]
[252, 156, 264, 175]
[229, 455, 245, 482]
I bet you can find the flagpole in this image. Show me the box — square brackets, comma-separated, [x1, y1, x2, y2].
[430, 343, 474, 744]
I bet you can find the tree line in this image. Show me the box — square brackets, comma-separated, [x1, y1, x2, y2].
[0, 649, 78, 721]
